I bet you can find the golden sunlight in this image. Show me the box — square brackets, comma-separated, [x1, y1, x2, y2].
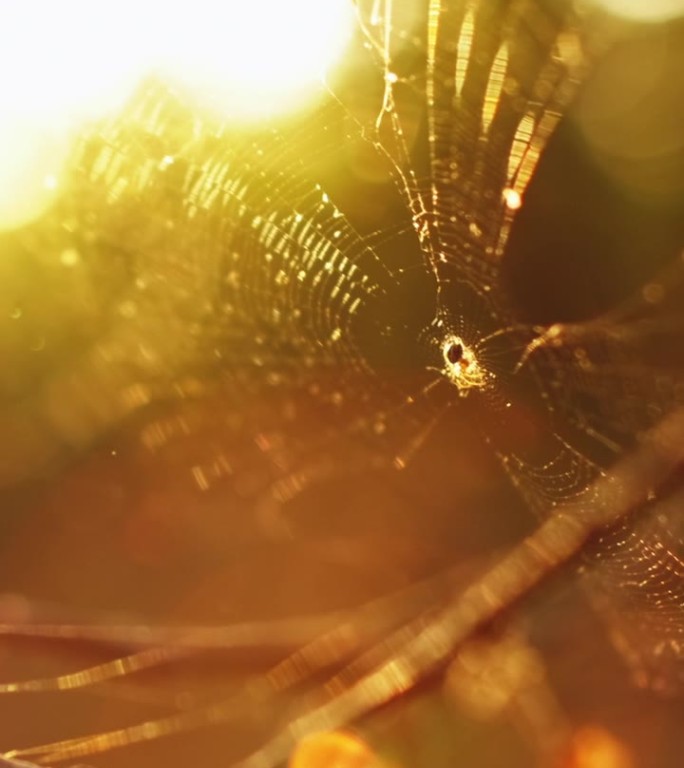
[0, 120, 70, 231]
[0, 0, 353, 230]
[161, 0, 355, 118]
[592, 0, 684, 22]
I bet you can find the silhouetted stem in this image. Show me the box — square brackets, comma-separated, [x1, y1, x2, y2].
[235, 406, 684, 768]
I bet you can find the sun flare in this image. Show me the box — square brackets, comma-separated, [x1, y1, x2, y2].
[0, 0, 354, 230]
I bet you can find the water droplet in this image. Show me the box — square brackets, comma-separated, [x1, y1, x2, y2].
[502, 187, 522, 210]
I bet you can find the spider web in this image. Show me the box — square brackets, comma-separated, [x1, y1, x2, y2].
[1, 0, 684, 764]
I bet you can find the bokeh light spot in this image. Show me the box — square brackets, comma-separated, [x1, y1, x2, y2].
[289, 731, 382, 768]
